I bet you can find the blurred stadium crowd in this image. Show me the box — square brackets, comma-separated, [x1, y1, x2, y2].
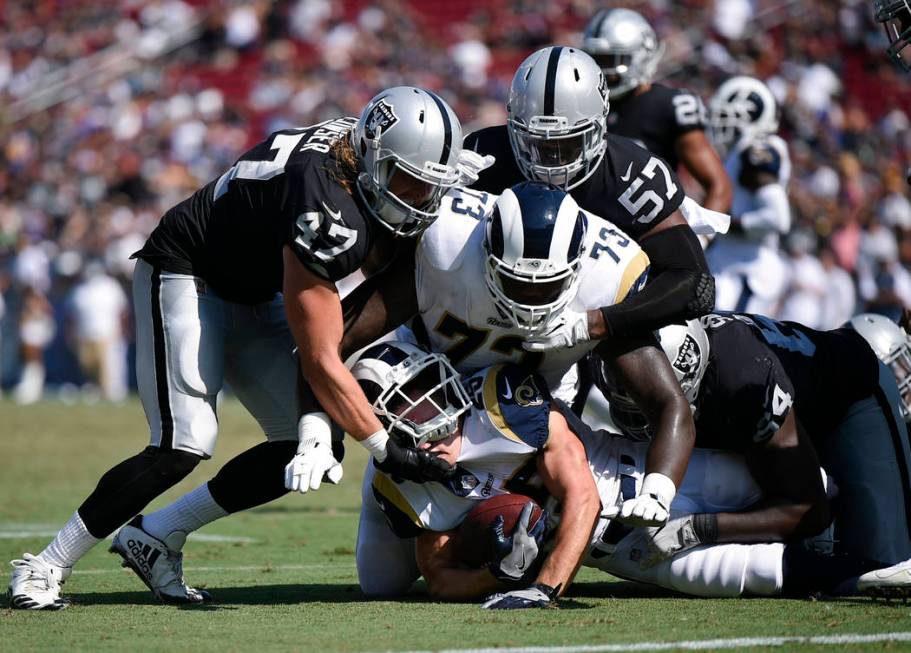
[1, 0, 910, 402]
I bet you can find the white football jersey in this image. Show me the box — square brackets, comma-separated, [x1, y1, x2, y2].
[410, 187, 650, 401]
[708, 133, 791, 312]
[369, 365, 550, 534]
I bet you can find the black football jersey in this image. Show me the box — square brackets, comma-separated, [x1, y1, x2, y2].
[464, 125, 684, 241]
[606, 84, 707, 170]
[695, 313, 880, 450]
[135, 118, 373, 304]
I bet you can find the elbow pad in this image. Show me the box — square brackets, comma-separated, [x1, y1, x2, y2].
[739, 183, 791, 235]
[686, 272, 715, 319]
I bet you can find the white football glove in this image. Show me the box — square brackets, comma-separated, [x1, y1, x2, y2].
[457, 150, 496, 186]
[617, 472, 675, 527]
[523, 308, 591, 352]
[284, 412, 343, 494]
[641, 514, 702, 569]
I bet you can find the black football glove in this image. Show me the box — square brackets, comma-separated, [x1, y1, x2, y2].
[374, 438, 457, 484]
[488, 502, 547, 583]
[481, 583, 557, 609]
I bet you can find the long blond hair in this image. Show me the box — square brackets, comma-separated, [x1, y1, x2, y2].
[328, 131, 360, 194]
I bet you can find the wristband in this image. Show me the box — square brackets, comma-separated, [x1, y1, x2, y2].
[640, 472, 676, 507]
[298, 412, 332, 451]
[693, 513, 719, 543]
[360, 429, 390, 462]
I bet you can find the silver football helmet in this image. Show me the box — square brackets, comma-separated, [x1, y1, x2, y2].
[353, 87, 462, 237]
[708, 76, 779, 153]
[657, 320, 710, 405]
[507, 47, 609, 190]
[848, 313, 911, 421]
[350, 341, 472, 447]
[593, 319, 709, 441]
[875, 0, 911, 71]
[582, 8, 664, 100]
[484, 182, 588, 333]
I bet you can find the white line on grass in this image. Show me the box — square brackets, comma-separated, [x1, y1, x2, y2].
[389, 632, 911, 653]
[0, 527, 256, 543]
[69, 563, 352, 576]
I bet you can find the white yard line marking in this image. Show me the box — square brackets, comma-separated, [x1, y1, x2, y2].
[0, 528, 256, 543]
[70, 563, 352, 576]
[388, 632, 911, 653]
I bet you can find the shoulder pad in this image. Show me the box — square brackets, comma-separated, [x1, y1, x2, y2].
[670, 89, 708, 130]
[418, 194, 487, 272]
[291, 198, 366, 281]
[480, 364, 551, 450]
[739, 141, 782, 177]
[576, 211, 650, 307]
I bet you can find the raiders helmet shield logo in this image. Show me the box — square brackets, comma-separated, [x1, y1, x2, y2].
[364, 98, 399, 139]
[672, 334, 702, 384]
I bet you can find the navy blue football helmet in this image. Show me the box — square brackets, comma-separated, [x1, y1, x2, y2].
[484, 182, 588, 332]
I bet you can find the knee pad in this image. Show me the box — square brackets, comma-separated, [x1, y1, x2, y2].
[686, 272, 715, 318]
[145, 446, 202, 481]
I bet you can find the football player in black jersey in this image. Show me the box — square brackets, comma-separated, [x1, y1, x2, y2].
[596, 314, 911, 567]
[464, 46, 718, 534]
[465, 46, 715, 345]
[8, 87, 464, 610]
[582, 8, 732, 214]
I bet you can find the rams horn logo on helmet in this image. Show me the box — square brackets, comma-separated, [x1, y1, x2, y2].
[364, 99, 399, 139]
[515, 375, 544, 407]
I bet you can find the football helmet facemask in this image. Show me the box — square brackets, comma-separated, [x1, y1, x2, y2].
[484, 182, 588, 333]
[507, 47, 609, 190]
[351, 341, 472, 447]
[354, 86, 462, 237]
[708, 76, 779, 154]
[582, 8, 665, 100]
[848, 313, 911, 421]
[876, 0, 911, 71]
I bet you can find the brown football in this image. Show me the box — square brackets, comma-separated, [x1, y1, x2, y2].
[454, 494, 544, 568]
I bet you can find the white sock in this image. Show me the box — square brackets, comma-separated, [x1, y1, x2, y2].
[142, 483, 228, 543]
[39, 512, 101, 569]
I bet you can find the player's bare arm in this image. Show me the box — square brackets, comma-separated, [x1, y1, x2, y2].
[588, 212, 714, 340]
[284, 246, 386, 441]
[415, 530, 502, 601]
[675, 129, 733, 214]
[340, 251, 419, 360]
[532, 409, 600, 596]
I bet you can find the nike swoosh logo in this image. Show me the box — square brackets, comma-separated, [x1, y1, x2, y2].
[620, 162, 634, 182]
[321, 201, 342, 221]
[515, 549, 528, 572]
[502, 377, 513, 400]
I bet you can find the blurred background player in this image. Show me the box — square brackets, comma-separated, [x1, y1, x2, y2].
[706, 76, 791, 316]
[67, 261, 129, 402]
[582, 8, 733, 214]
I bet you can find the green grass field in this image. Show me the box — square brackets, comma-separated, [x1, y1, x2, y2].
[3, 399, 911, 653]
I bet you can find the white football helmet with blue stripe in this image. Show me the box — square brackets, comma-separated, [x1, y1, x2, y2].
[350, 341, 472, 446]
[484, 182, 588, 333]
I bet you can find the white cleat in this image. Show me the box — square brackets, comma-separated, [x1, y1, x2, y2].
[8, 553, 71, 610]
[110, 516, 211, 605]
[858, 559, 911, 600]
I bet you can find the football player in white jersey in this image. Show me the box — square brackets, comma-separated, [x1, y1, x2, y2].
[705, 76, 792, 317]
[342, 181, 698, 532]
[352, 341, 601, 606]
[352, 342, 911, 605]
